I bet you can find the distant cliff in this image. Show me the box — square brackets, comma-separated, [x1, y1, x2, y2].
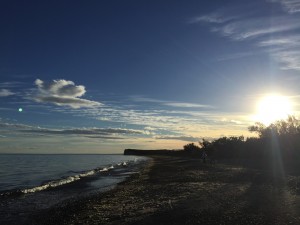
[124, 149, 185, 156]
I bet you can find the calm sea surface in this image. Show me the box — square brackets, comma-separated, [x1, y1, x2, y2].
[0, 154, 148, 224]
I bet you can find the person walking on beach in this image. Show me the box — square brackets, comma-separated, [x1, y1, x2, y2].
[202, 151, 207, 163]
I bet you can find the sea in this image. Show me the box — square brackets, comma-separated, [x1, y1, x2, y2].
[0, 154, 148, 224]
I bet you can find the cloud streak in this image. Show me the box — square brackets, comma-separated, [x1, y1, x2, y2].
[0, 89, 14, 97]
[0, 122, 146, 140]
[131, 96, 213, 108]
[0, 81, 25, 88]
[258, 35, 300, 47]
[188, 13, 235, 24]
[154, 135, 202, 142]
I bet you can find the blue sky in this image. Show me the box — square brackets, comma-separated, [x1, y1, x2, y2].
[1, 0, 300, 153]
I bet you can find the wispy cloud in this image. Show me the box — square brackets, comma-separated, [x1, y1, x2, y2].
[273, 50, 300, 70]
[131, 96, 213, 108]
[0, 81, 25, 88]
[187, 4, 256, 24]
[0, 89, 14, 97]
[21, 127, 144, 136]
[211, 17, 300, 40]
[76, 106, 251, 139]
[84, 135, 125, 139]
[154, 135, 203, 142]
[188, 13, 235, 24]
[269, 0, 300, 14]
[163, 102, 213, 108]
[0, 122, 33, 129]
[32, 79, 102, 108]
[257, 34, 300, 69]
[130, 96, 165, 104]
[193, 3, 300, 71]
[258, 35, 300, 47]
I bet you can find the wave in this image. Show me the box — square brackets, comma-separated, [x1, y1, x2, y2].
[0, 159, 136, 197]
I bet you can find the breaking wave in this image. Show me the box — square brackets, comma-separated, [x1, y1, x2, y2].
[0, 159, 134, 197]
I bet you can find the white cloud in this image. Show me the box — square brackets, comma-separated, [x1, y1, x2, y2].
[33, 79, 102, 108]
[0, 89, 14, 97]
[35, 79, 85, 97]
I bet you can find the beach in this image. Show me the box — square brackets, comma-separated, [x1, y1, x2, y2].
[30, 156, 300, 225]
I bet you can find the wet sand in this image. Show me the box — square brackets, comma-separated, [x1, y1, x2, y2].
[30, 156, 300, 225]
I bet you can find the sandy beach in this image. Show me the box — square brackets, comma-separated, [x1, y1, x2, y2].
[30, 156, 300, 225]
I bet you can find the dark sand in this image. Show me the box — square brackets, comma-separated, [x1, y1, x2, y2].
[30, 156, 300, 225]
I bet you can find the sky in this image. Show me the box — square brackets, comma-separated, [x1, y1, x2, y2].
[1, 0, 300, 153]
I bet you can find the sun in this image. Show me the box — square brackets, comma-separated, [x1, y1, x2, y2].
[254, 94, 292, 125]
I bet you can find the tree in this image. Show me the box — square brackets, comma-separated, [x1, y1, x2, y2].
[248, 122, 267, 138]
[274, 115, 300, 135]
[199, 138, 212, 149]
[183, 143, 201, 152]
[248, 115, 300, 137]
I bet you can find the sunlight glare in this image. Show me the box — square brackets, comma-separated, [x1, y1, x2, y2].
[255, 94, 292, 125]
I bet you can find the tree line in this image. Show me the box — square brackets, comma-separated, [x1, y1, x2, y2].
[183, 115, 300, 166]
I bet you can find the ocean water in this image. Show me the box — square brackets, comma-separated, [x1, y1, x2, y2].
[0, 154, 148, 224]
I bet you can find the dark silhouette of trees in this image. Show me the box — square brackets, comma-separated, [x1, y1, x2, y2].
[248, 122, 267, 138]
[183, 116, 300, 169]
[198, 136, 244, 159]
[248, 115, 300, 137]
[199, 138, 212, 149]
[183, 143, 201, 152]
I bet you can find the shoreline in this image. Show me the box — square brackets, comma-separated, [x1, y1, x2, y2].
[28, 157, 154, 225]
[29, 156, 300, 225]
[0, 155, 149, 225]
